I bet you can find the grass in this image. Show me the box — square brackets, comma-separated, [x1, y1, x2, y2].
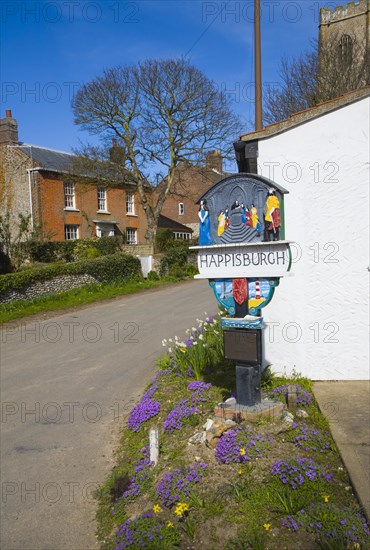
[95, 316, 370, 550]
[0, 277, 184, 324]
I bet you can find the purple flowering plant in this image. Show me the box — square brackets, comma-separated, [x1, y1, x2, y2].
[114, 446, 153, 508]
[115, 512, 180, 549]
[215, 427, 272, 464]
[281, 503, 370, 547]
[271, 457, 333, 490]
[128, 386, 160, 432]
[163, 399, 200, 432]
[156, 463, 208, 507]
[163, 382, 213, 433]
[288, 422, 332, 453]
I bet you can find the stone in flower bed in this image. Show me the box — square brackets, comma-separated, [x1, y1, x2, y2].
[263, 384, 312, 407]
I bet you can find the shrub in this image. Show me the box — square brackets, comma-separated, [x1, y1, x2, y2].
[159, 247, 188, 277]
[155, 229, 174, 252]
[0, 253, 142, 293]
[22, 236, 124, 263]
[158, 238, 198, 277]
[147, 270, 160, 281]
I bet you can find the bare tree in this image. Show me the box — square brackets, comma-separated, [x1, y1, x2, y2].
[264, 46, 319, 125]
[72, 58, 239, 245]
[264, 34, 369, 125]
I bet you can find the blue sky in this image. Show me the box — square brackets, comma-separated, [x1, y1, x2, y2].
[1, 0, 322, 154]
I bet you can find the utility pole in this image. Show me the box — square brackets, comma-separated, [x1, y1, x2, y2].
[254, 0, 263, 131]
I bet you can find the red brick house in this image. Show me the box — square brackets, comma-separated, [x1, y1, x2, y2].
[158, 150, 227, 238]
[0, 110, 148, 244]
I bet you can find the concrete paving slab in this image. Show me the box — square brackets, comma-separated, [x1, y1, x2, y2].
[313, 381, 370, 520]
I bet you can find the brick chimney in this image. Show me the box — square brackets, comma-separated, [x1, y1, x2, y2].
[205, 150, 222, 173]
[0, 109, 18, 145]
[109, 138, 126, 165]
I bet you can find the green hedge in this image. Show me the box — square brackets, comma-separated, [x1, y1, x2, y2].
[22, 236, 124, 263]
[0, 253, 141, 293]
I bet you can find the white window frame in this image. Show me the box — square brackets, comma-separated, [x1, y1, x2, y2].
[126, 191, 135, 215]
[64, 182, 76, 209]
[178, 202, 185, 216]
[174, 232, 191, 240]
[126, 227, 137, 244]
[97, 187, 107, 212]
[65, 224, 79, 240]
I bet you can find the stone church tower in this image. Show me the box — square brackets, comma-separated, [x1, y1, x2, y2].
[319, 0, 370, 93]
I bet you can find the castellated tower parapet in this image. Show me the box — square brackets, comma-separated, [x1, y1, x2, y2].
[320, 0, 369, 25]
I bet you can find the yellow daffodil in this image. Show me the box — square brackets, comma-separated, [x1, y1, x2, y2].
[239, 448, 246, 456]
[167, 521, 174, 528]
[263, 523, 272, 531]
[174, 502, 189, 517]
[238, 469, 243, 475]
[180, 348, 186, 353]
[323, 495, 330, 503]
[152, 504, 162, 513]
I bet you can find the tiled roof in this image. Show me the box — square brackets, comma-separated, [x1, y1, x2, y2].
[158, 215, 193, 232]
[240, 86, 370, 142]
[17, 143, 137, 185]
[18, 143, 76, 172]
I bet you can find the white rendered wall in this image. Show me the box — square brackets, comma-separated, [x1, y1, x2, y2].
[257, 97, 369, 380]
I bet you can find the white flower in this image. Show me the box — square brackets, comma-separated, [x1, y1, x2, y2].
[198, 334, 204, 340]
[168, 347, 172, 353]
[174, 335, 178, 341]
[168, 338, 173, 343]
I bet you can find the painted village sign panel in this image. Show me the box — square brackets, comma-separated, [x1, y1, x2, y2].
[189, 174, 292, 320]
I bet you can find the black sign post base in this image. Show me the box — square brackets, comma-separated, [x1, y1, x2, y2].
[223, 328, 263, 407]
[236, 363, 261, 406]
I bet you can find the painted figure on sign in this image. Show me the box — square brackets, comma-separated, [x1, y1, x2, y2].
[241, 203, 247, 224]
[245, 206, 253, 227]
[224, 207, 230, 230]
[264, 188, 281, 241]
[198, 200, 213, 245]
[250, 204, 261, 235]
[217, 210, 226, 236]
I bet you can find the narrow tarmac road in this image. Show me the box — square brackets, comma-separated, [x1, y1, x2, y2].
[0, 280, 216, 550]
